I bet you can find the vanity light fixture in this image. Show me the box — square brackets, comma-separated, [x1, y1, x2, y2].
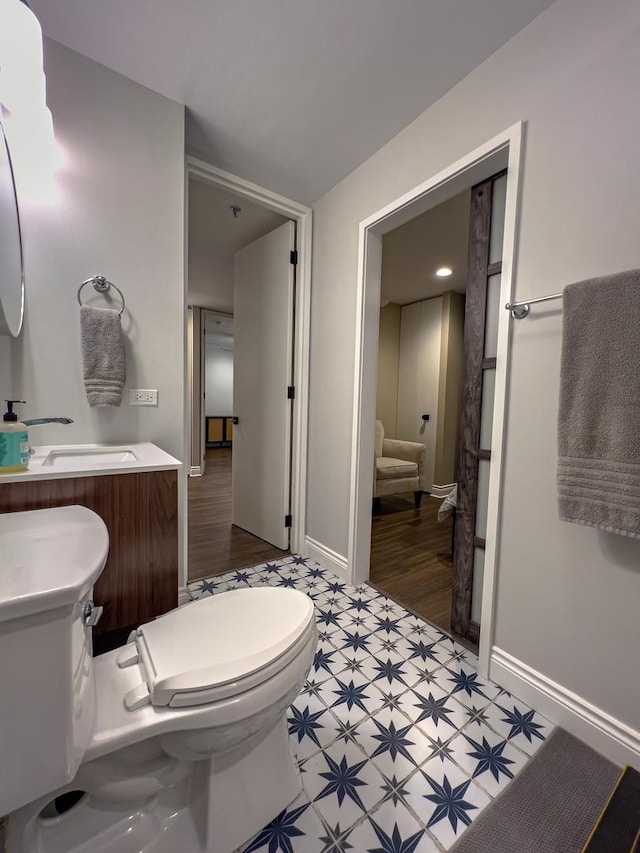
[0, 0, 57, 201]
[435, 266, 453, 278]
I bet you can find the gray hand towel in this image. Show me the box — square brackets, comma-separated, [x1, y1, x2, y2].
[558, 269, 640, 538]
[80, 305, 126, 407]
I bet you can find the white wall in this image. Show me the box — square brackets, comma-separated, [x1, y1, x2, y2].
[8, 39, 185, 458]
[205, 346, 233, 416]
[0, 338, 11, 396]
[307, 0, 640, 751]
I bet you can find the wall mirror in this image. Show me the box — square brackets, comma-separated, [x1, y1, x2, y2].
[0, 118, 25, 337]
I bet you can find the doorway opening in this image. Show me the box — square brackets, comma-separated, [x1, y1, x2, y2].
[184, 161, 312, 585]
[370, 188, 471, 637]
[370, 169, 508, 647]
[348, 125, 522, 673]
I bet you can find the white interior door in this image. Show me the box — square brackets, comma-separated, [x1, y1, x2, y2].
[232, 221, 295, 549]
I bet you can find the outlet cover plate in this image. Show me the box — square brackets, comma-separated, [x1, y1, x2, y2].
[129, 389, 158, 406]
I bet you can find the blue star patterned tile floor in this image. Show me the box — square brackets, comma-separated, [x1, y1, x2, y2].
[188, 557, 554, 852]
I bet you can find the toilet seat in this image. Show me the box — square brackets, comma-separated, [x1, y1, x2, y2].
[119, 587, 315, 710]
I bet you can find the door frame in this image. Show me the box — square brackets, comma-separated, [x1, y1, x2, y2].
[182, 157, 312, 590]
[347, 123, 523, 676]
[187, 305, 204, 476]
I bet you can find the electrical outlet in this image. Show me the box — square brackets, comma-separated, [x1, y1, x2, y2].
[129, 389, 158, 406]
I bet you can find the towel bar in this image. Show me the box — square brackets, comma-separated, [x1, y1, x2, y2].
[77, 275, 126, 316]
[505, 291, 563, 319]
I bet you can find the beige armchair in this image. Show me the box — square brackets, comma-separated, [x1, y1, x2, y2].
[374, 420, 427, 508]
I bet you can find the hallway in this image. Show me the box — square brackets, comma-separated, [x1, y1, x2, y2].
[187, 448, 289, 582]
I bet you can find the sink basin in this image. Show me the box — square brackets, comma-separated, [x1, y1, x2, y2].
[42, 447, 140, 467]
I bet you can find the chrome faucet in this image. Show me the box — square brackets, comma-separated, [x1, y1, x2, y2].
[23, 417, 74, 427]
[23, 417, 74, 455]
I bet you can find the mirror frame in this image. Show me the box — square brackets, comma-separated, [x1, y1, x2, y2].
[0, 117, 25, 337]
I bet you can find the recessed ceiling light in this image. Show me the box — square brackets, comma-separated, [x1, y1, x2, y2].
[436, 267, 452, 278]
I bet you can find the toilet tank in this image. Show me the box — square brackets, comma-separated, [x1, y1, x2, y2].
[0, 506, 109, 816]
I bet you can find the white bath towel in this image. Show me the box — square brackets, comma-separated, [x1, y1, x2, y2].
[80, 305, 126, 407]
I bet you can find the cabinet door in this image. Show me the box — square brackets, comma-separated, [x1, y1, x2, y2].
[0, 471, 178, 635]
[207, 417, 224, 443]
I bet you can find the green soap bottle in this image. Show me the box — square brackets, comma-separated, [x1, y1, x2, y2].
[0, 400, 29, 472]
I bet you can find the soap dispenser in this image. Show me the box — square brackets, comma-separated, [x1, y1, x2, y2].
[0, 400, 29, 472]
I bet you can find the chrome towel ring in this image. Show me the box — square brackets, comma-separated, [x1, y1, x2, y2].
[77, 275, 126, 317]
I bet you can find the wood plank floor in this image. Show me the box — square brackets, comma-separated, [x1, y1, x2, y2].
[370, 493, 456, 636]
[187, 448, 289, 582]
[189, 453, 465, 643]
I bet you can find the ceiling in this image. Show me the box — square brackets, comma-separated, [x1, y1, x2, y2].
[189, 177, 286, 259]
[381, 190, 471, 305]
[204, 312, 234, 350]
[188, 177, 286, 314]
[32, 0, 556, 204]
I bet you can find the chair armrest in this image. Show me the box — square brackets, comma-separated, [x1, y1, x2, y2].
[381, 438, 426, 467]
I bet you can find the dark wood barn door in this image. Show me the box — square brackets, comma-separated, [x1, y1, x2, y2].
[451, 171, 507, 642]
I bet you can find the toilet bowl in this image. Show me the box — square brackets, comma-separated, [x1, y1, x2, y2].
[1, 506, 316, 853]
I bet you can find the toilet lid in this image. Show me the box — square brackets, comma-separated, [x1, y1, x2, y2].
[134, 587, 314, 707]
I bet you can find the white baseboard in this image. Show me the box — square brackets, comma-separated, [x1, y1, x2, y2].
[189, 466, 203, 477]
[490, 647, 640, 770]
[178, 586, 192, 606]
[304, 537, 349, 582]
[430, 482, 456, 499]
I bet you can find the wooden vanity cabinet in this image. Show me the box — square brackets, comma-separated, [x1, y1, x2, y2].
[0, 469, 178, 650]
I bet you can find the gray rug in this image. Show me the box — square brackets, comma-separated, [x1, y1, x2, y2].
[452, 728, 620, 853]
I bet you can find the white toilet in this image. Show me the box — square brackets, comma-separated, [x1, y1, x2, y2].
[0, 505, 316, 853]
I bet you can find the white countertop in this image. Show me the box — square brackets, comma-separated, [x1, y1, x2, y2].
[0, 442, 182, 484]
